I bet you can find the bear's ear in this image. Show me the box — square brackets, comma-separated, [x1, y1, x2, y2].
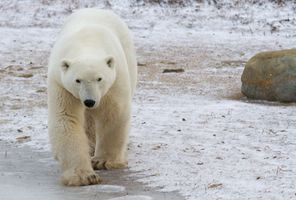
[61, 59, 71, 72]
[105, 56, 114, 68]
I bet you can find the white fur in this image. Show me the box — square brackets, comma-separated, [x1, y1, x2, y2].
[47, 8, 137, 186]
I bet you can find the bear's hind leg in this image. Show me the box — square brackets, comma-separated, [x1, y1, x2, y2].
[84, 110, 96, 156]
[91, 115, 130, 170]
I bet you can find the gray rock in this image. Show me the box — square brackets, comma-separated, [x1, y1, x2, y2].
[241, 48, 296, 102]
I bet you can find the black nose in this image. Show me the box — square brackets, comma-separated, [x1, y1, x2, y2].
[84, 99, 96, 108]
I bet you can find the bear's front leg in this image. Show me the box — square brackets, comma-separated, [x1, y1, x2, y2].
[91, 109, 130, 170]
[48, 83, 101, 186]
[57, 126, 102, 186]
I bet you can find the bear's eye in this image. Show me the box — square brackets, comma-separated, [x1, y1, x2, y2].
[76, 79, 81, 83]
[97, 78, 102, 82]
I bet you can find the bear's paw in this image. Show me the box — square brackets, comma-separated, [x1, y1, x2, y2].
[91, 157, 127, 170]
[62, 168, 102, 186]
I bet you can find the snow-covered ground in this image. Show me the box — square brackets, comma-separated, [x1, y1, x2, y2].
[0, 1, 296, 200]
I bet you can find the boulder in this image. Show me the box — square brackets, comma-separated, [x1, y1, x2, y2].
[241, 48, 296, 102]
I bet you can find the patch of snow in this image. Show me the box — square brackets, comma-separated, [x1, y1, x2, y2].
[129, 93, 296, 200]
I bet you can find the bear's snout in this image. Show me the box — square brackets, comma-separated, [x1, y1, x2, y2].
[84, 99, 96, 108]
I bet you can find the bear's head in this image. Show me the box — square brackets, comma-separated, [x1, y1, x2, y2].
[60, 55, 116, 109]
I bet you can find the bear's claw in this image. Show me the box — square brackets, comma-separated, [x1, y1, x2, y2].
[91, 159, 107, 170]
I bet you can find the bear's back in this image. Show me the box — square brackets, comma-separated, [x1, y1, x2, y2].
[61, 9, 128, 46]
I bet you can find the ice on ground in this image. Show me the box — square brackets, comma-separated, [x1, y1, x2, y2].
[108, 195, 153, 200]
[1, 184, 62, 200]
[85, 185, 126, 193]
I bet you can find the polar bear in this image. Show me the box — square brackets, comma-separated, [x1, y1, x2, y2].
[47, 8, 137, 186]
